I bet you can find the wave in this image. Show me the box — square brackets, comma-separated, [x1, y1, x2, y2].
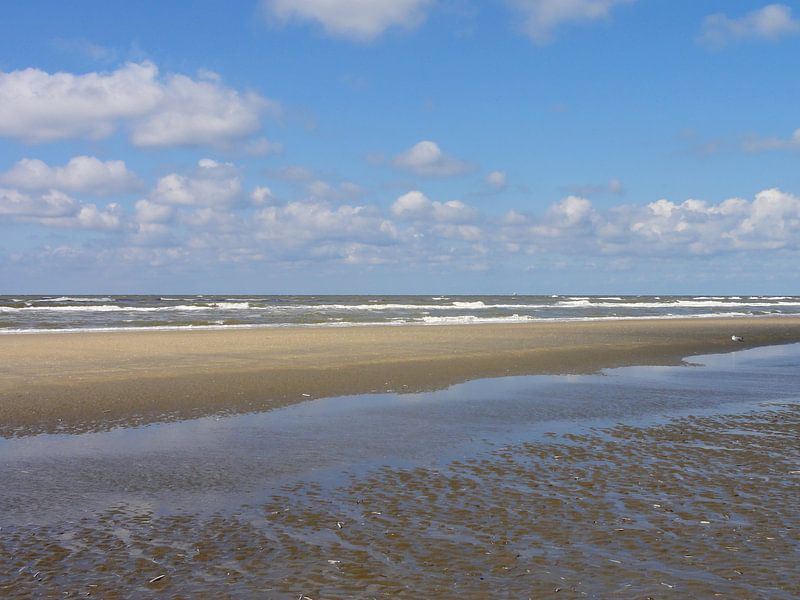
[557, 299, 800, 309]
[451, 301, 487, 308]
[0, 302, 253, 313]
[32, 296, 115, 303]
[4, 297, 800, 315]
[421, 314, 537, 325]
[4, 310, 794, 335]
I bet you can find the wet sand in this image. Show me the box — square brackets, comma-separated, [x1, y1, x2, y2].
[3, 317, 800, 436]
[2, 403, 797, 598]
[2, 343, 799, 597]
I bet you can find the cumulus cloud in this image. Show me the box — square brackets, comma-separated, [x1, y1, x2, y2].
[486, 170, 508, 191]
[250, 186, 276, 206]
[134, 199, 174, 224]
[0, 62, 277, 146]
[255, 200, 398, 248]
[501, 189, 800, 257]
[148, 159, 242, 208]
[392, 191, 479, 223]
[130, 71, 272, 147]
[394, 141, 471, 177]
[0, 188, 120, 230]
[508, 0, 636, 44]
[0, 156, 140, 196]
[0, 188, 75, 218]
[526, 195, 598, 238]
[6, 170, 800, 277]
[263, 0, 433, 41]
[700, 4, 800, 48]
[45, 203, 122, 231]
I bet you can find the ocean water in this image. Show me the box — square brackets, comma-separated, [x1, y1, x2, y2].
[2, 294, 800, 333]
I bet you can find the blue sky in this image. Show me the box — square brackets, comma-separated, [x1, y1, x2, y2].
[1, 0, 799, 294]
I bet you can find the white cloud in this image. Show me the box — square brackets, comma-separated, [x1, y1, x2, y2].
[508, 0, 636, 44]
[45, 203, 122, 231]
[134, 199, 174, 224]
[486, 170, 508, 190]
[130, 73, 271, 147]
[0, 156, 140, 196]
[255, 200, 398, 248]
[432, 200, 479, 223]
[0, 188, 75, 218]
[250, 186, 276, 206]
[498, 189, 800, 257]
[547, 195, 595, 227]
[700, 4, 800, 48]
[6, 173, 799, 277]
[529, 195, 597, 237]
[149, 159, 242, 208]
[263, 0, 433, 41]
[394, 141, 471, 177]
[432, 223, 483, 241]
[391, 190, 431, 219]
[0, 188, 120, 230]
[392, 190, 479, 223]
[0, 62, 277, 146]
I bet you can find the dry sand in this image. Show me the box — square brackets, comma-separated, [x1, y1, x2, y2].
[2, 317, 800, 436]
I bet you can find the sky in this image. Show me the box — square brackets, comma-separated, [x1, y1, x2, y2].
[1, 0, 799, 294]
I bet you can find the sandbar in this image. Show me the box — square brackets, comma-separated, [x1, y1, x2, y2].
[2, 317, 800, 436]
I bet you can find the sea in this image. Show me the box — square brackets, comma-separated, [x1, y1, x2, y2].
[2, 294, 800, 333]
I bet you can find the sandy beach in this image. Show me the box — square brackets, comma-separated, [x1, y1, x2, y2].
[3, 317, 800, 436]
[3, 350, 798, 598]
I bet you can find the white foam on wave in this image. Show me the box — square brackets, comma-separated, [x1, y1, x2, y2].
[2, 310, 796, 335]
[557, 299, 800, 309]
[299, 303, 437, 311]
[421, 314, 536, 325]
[0, 302, 252, 313]
[451, 301, 488, 308]
[34, 296, 114, 303]
[210, 302, 251, 310]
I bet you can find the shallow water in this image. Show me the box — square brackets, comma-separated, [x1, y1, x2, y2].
[2, 344, 799, 597]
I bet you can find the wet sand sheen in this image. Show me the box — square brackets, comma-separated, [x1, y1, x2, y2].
[2, 404, 797, 598]
[3, 316, 800, 436]
[2, 343, 799, 597]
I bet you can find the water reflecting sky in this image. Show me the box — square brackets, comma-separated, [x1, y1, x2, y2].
[2, 343, 799, 525]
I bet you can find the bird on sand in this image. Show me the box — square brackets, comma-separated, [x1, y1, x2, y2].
[731, 335, 744, 342]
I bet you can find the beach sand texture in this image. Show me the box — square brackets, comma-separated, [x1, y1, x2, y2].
[3, 317, 800, 436]
[3, 402, 798, 597]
